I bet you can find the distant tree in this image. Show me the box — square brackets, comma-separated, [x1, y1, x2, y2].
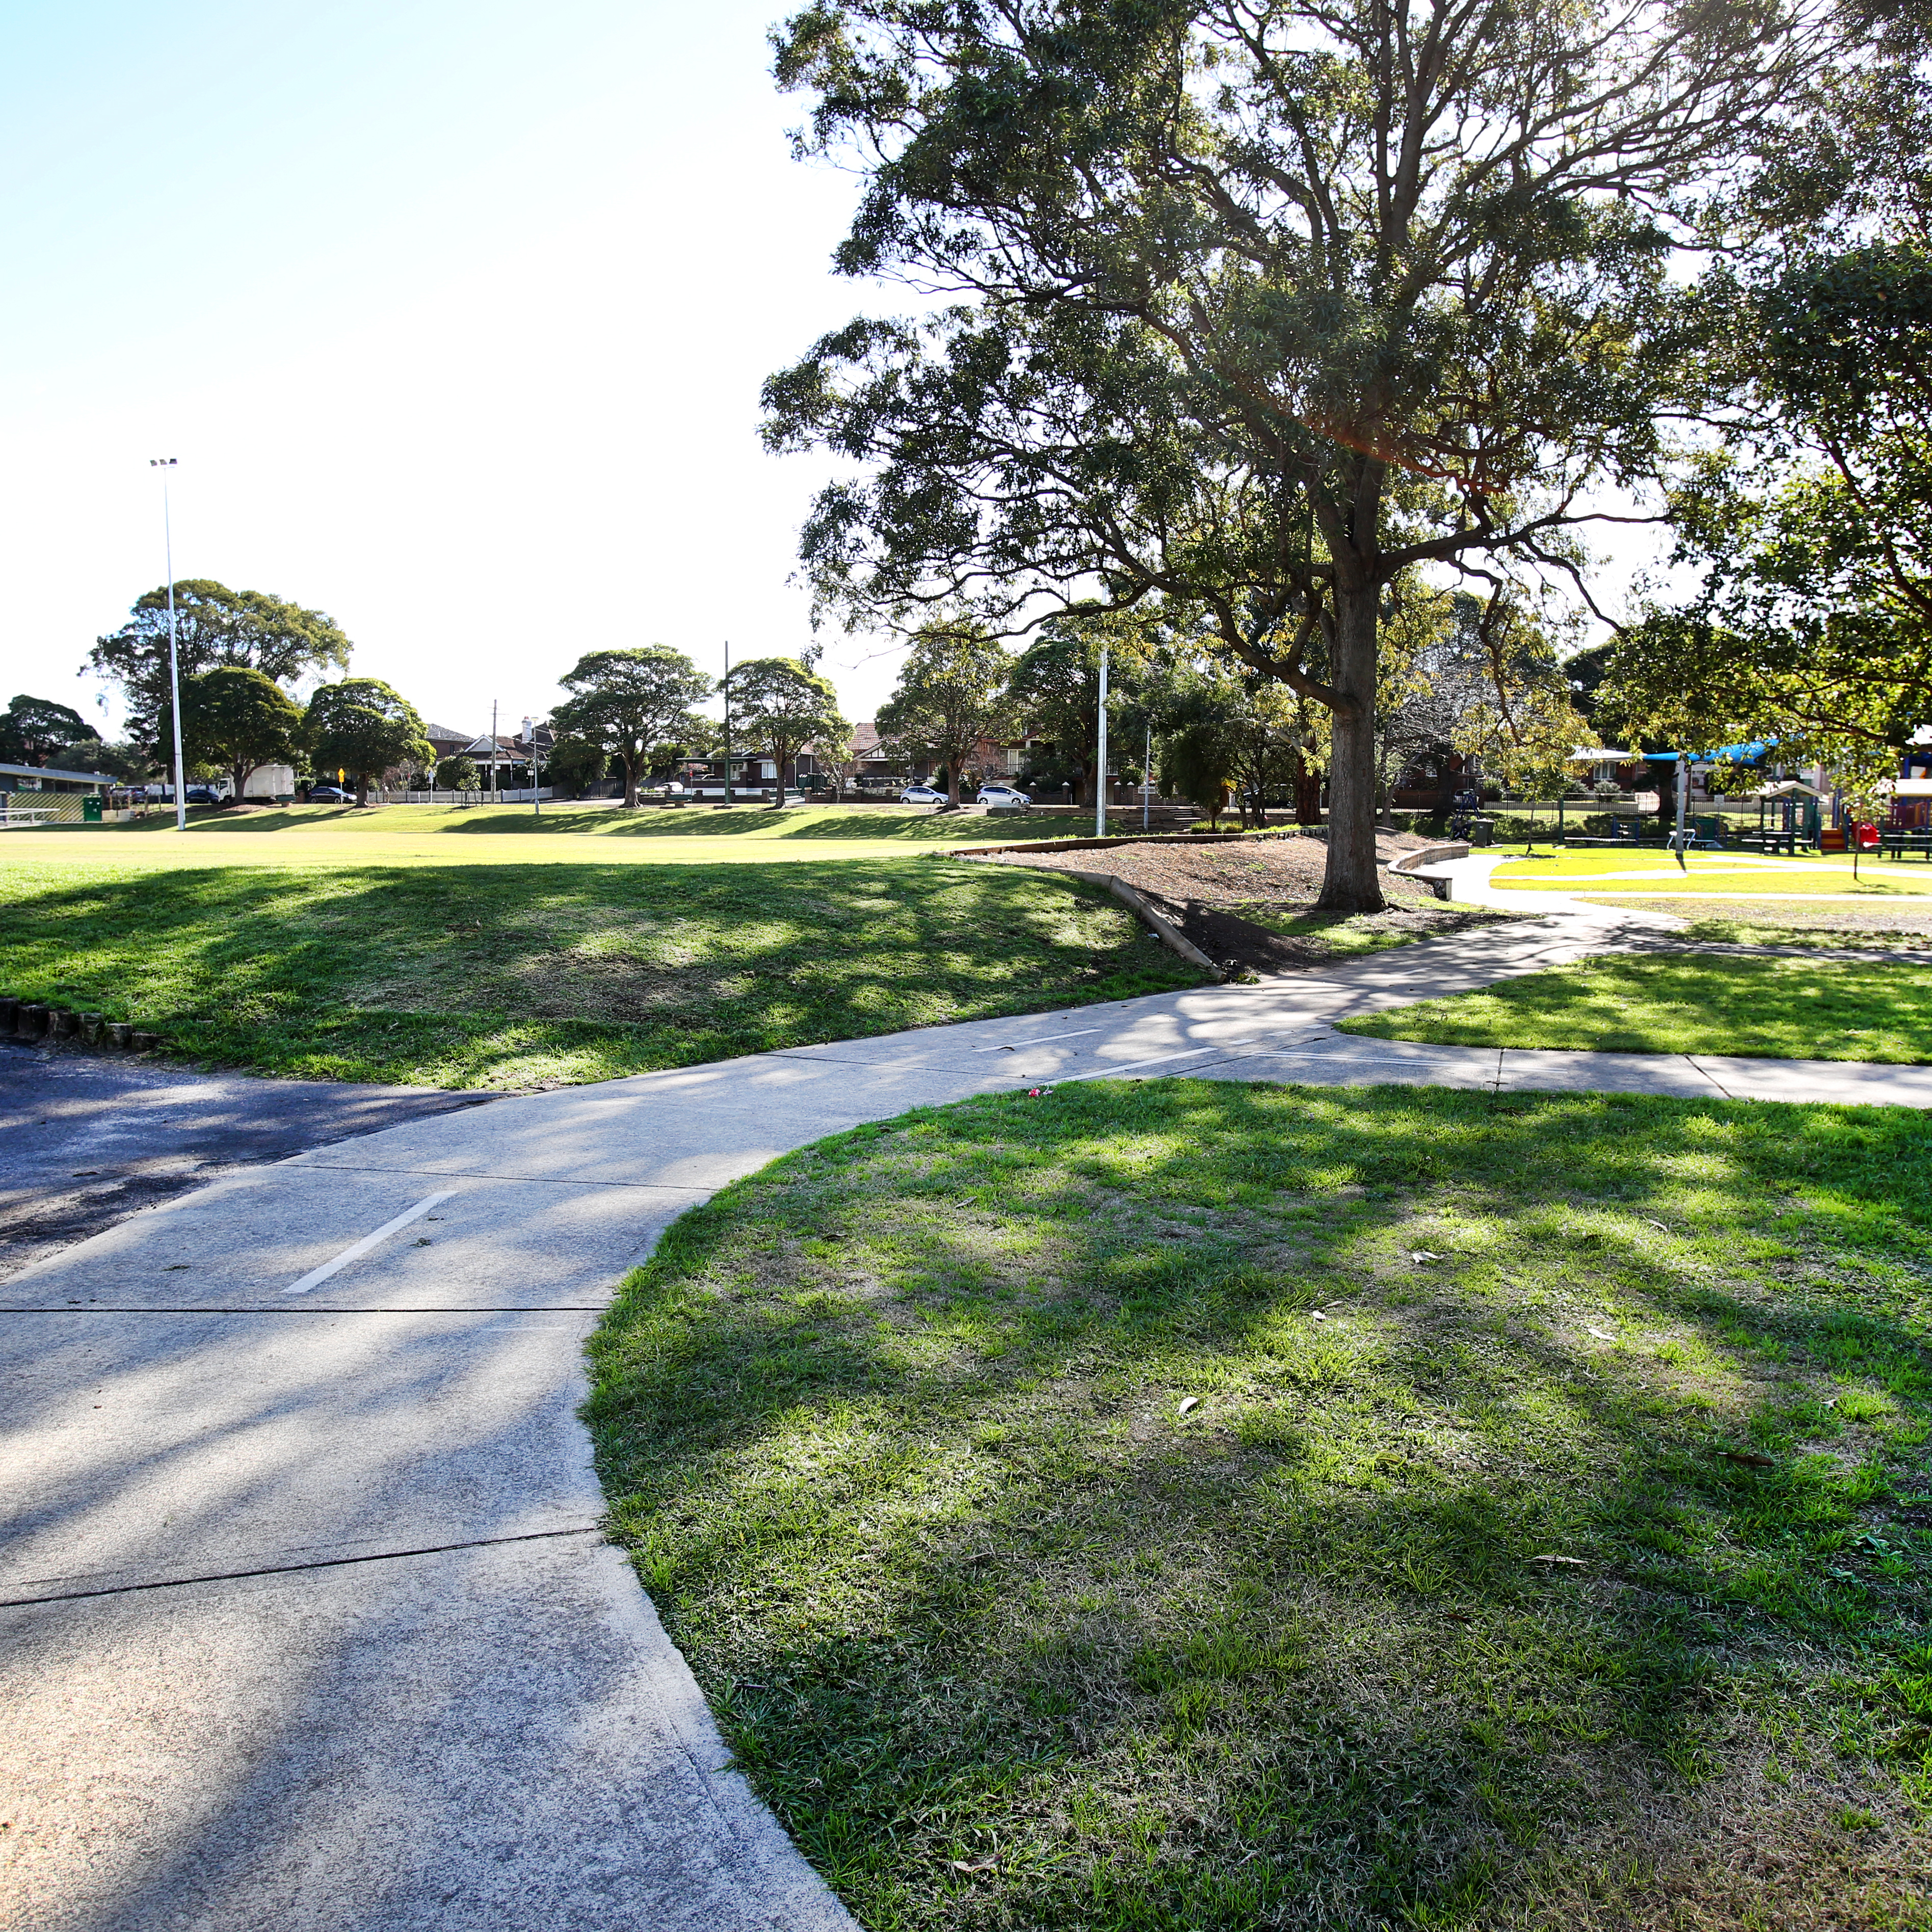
[435, 754, 480, 791]
[65, 739, 155, 784]
[158, 667, 305, 803]
[304, 680, 432, 808]
[551, 647, 715, 808]
[90, 581, 352, 738]
[875, 622, 1010, 807]
[1, 694, 98, 765]
[726, 656, 849, 806]
[546, 737, 610, 799]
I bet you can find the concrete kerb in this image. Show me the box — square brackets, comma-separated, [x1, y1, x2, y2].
[1387, 840, 1470, 901]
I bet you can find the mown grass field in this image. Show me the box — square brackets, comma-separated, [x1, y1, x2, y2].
[0, 807, 1202, 1086]
[588, 1080, 1932, 1930]
[1488, 849, 1932, 902]
[1338, 954, 1932, 1065]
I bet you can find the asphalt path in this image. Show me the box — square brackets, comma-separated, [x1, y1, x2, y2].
[7, 904, 1932, 1930]
[0, 1040, 494, 1285]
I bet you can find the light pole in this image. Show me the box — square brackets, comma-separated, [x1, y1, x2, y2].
[523, 718, 542, 816]
[722, 641, 732, 808]
[1093, 642, 1110, 838]
[1143, 717, 1151, 831]
[149, 459, 186, 831]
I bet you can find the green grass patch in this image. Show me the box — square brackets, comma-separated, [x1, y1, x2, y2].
[1227, 901, 1515, 960]
[1338, 954, 1932, 1064]
[0, 855, 1200, 1088]
[588, 1081, 1932, 1928]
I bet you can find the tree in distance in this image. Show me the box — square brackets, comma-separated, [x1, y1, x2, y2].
[0, 694, 99, 766]
[90, 581, 352, 739]
[551, 647, 715, 808]
[724, 656, 849, 806]
[765, 0, 1833, 909]
[435, 754, 481, 791]
[875, 622, 1012, 808]
[1605, 244, 1932, 790]
[157, 668, 305, 804]
[304, 680, 433, 808]
[546, 736, 611, 800]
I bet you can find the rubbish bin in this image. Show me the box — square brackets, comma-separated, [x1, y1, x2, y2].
[82, 796, 102, 824]
[1470, 816, 1495, 847]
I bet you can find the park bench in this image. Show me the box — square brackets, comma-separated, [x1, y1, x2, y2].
[1879, 831, 1932, 862]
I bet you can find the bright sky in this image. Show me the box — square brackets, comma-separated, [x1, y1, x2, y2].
[0, 0, 914, 744]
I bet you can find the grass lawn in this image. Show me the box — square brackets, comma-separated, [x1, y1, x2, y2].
[1487, 850, 1932, 902]
[588, 1080, 1932, 1929]
[0, 847, 1200, 1088]
[9, 802, 1040, 868]
[1229, 901, 1515, 960]
[1336, 955, 1932, 1064]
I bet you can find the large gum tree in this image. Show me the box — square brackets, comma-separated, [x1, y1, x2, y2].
[763, 0, 1830, 908]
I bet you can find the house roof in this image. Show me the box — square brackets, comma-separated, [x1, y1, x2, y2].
[421, 720, 470, 743]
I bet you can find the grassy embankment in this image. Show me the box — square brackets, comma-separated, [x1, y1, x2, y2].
[0, 807, 1202, 1087]
[588, 1079, 1932, 1929]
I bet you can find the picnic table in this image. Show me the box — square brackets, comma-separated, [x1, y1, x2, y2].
[1880, 830, 1932, 862]
[1737, 828, 1807, 856]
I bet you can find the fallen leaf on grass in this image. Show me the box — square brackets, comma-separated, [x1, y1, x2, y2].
[1177, 1396, 1201, 1416]
[1645, 1218, 1672, 1232]
[1309, 1310, 1328, 1321]
[1410, 1250, 1443, 1262]
[950, 1858, 998, 1875]
[1528, 1553, 1586, 1566]
[1723, 1450, 1778, 1469]
[1585, 1326, 1615, 1341]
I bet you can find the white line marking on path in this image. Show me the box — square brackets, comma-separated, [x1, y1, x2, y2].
[973, 1026, 1101, 1052]
[283, 1192, 458, 1296]
[1050, 1045, 1223, 1081]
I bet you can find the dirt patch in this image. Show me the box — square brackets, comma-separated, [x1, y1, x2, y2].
[989, 832, 1516, 972]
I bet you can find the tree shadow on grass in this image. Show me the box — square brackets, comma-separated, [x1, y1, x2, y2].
[587, 1081, 1932, 1929]
[0, 859, 1200, 1087]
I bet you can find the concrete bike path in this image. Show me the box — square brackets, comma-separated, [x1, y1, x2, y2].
[7, 912, 1931, 1932]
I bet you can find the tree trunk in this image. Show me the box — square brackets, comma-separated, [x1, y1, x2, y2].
[622, 754, 639, 808]
[1316, 581, 1386, 912]
[354, 772, 369, 808]
[1293, 756, 1322, 825]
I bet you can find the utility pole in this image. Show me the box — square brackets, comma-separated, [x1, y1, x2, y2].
[722, 641, 732, 808]
[524, 717, 541, 817]
[1143, 718, 1151, 831]
[490, 701, 499, 802]
[1093, 643, 1110, 838]
[150, 460, 185, 831]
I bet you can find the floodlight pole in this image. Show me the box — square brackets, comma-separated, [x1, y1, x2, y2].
[722, 641, 732, 807]
[1094, 644, 1110, 838]
[1673, 753, 1689, 872]
[150, 460, 186, 831]
[524, 717, 540, 816]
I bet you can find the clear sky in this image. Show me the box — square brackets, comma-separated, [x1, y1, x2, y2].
[0, 0, 912, 742]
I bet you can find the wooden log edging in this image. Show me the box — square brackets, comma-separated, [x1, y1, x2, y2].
[0, 997, 157, 1053]
[950, 856, 1228, 982]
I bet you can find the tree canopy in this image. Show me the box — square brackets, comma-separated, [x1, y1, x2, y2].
[875, 622, 1013, 806]
[90, 581, 353, 737]
[0, 694, 98, 766]
[159, 667, 305, 802]
[304, 680, 432, 808]
[765, 0, 1829, 906]
[551, 646, 715, 807]
[725, 657, 849, 805]
[1603, 244, 1932, 786]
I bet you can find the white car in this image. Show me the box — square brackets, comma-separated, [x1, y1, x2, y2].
[976, 784, 1031, 807]
[901, 784, 946, 804]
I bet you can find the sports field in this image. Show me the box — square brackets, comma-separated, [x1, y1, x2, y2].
[1490, 848, 1932, 901]
[0, 806, 1202, 1087]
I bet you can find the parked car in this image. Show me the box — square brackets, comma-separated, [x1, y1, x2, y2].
[307, 783, 355, 803]
[976, 783, 1031, 807]
[184, 785, 222, 805]
[643, 780, 687, 798]
[900, 784, 946, 805]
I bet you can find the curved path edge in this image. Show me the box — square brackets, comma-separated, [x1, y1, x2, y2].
[6, 906, 1929, 1930]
